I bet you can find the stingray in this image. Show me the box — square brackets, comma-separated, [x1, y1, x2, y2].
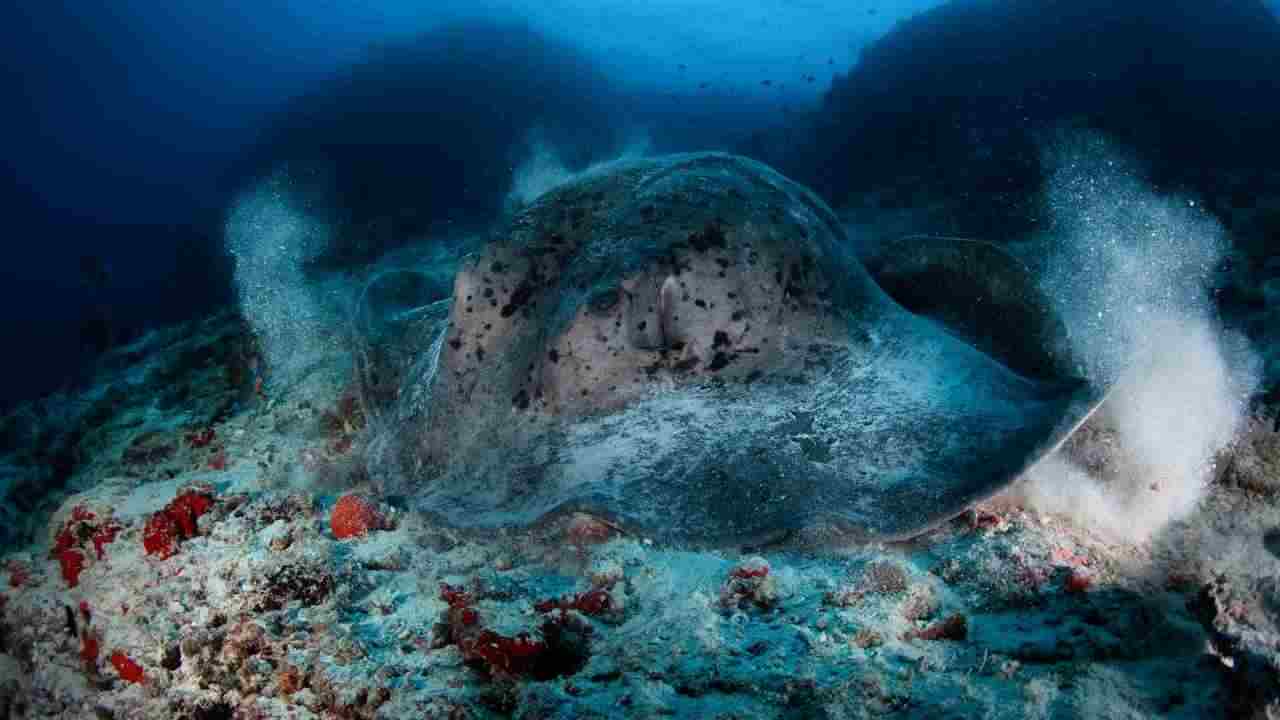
[375, 153, 1106, 545]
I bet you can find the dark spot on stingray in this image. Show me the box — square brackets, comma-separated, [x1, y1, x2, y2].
[713, 331, 731, 349]
[774, 270, 783, 285]
[491, 261, 506, 274]
[643, 361, 663, 376]
[581, 389, 589, 396]
[483, 288, 494, 298]
[501, 283, 535, 317]
[688, 222, 728, 253]
[484, 323, 492, 331]
[695, 299, 707, 309]
[466, 295, 472, 301]
[637, 321, 648, 331]
[449, 338, 462, 350]
[489, 299, 498, 308]
[475, 347, 486, 362]
[715, 258, 731, 269]
[683, 294, 690, 302]
[670, 341, 686, 352]
[708, 352, 735, 372]
[513, 389, 530, 410]
[731, 310, 746, 322]
[674, 356, 700, 372]
[548, 349, 560, 364]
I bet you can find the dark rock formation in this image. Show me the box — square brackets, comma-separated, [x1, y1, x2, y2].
[742, 0, 1280, 240]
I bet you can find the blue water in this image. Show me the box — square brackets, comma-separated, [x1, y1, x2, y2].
[1, 0, 1278, 409]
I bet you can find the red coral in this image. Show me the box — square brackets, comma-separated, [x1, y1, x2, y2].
[52, 504, 122, 584]
[58, 549, 86, 588]
[52, 506, 123, 586]
[535, 588, 614, 617]
[721, 558, 776, 611]
[110, 651, 145, 684]
[143, 512, 179, 559]
[731, 564, 770, 580]
[80, 631, 100, 667]
[438, 584, 549, 679]
[91, 521, 122, 560]
[458, 630, 547, 678]
[903, 613, 968, 642]
[436, 583, 591, 681]
[440, 583, 474, 608]
[1064, 569, 1093, 594]
[330, 494, 384, 540]
[185, 428, 216, 448]
[143, 490, 215, 559]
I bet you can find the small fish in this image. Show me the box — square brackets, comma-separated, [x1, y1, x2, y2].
[761, 79, 772, 87]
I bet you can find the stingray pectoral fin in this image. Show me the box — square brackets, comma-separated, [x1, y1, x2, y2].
[800, 317, 1108, 541]
[865, 235, 1075, 382]
[849, 375, 1108, 541]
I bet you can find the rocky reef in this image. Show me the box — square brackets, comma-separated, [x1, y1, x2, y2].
[1, 304, 1279, 718]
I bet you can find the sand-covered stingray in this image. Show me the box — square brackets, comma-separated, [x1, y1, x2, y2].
[374, 153, 1105, 545]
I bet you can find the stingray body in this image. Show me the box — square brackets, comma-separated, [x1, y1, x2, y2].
[391, 153, 1104, 545]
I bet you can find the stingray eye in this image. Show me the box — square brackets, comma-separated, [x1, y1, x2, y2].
[587, 286, 621, 315]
